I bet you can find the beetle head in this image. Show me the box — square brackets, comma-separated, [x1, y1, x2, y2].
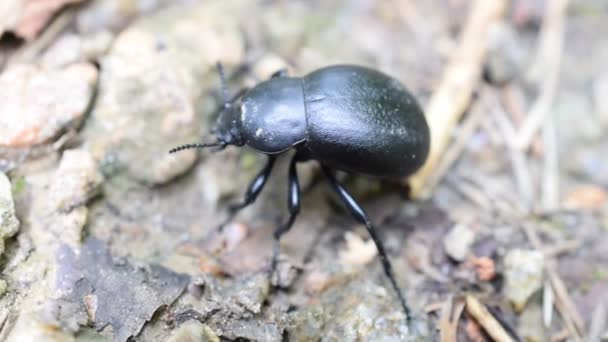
[169, 62, 244, 155]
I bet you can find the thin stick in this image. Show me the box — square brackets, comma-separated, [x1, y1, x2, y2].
[522, 223, 585, 340]
[465, 295, 514, 342]
[490, 91, 536, 210]
[513, 0, 570, 150]
[408, 0, 507, 198]
[424, 91, 486, 193]
[542, 239, 581, 258]
[541, 115, 559, 211]
[440, 296, 465, 342]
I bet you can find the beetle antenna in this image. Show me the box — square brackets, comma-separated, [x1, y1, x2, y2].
[169, 142, 225, 154]
[216, 62, 230, 109]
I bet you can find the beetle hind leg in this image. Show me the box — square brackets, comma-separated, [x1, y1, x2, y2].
[321, 165, 412, 324]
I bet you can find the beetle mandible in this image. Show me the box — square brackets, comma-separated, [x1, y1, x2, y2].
[170, 63, 430, 323]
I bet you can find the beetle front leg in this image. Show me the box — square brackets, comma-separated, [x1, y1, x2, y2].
[321, 165, 412, 324]
[217, 155, 277, 231]
[270, 153, 301, 277]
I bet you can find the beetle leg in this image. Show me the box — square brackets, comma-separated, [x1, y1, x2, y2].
[270, 68, 289, 79]
[321, 165, 412, 323]
[270, 153, 301, 277]
[217, 155, 277, 231]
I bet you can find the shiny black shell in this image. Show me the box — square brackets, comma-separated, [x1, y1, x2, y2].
[240, 65, 430, 178]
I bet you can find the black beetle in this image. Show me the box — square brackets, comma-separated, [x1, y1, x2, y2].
[170, 63, 430, 324]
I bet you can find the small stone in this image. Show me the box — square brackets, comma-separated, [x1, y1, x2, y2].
[49, 149, 103, 212]
[0, 172, 20, 256]
[443, 224, 475, 262]
[167, 320, 219, 342]
[483, 22, 523, 86]
[233, 273, 270, 314]
[0, 63, 98, 147]
[339, 232, 377, 268]
[503, 249, 544, 312]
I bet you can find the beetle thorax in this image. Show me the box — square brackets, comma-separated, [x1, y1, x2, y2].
[239, 78, 307, 154]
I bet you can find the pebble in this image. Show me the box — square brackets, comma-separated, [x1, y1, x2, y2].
[0, 63, 98, 147]
[49, 149, 103, 213]
[503, 249, 544, 312]
[443, 224, 475, 262]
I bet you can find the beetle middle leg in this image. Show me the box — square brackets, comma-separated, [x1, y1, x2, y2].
[321, 165, 412, 323]
[217, 155, 277, 231]
[270, 153, 301, 277]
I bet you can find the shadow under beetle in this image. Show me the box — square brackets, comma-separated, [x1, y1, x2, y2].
[170, 63, 430, 325]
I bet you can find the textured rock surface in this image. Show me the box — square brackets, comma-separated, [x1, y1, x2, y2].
[50, 238, 190, 342]
[0, 63, 98, 147]
[290, 276, 430, 341]
[0, 172, 19, 256]
[83, 3, 244, 184]
[1, 0, 606, 341]
[167, 320, 220, 342]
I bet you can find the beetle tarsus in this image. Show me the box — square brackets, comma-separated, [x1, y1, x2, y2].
[321, 165, 412, 324]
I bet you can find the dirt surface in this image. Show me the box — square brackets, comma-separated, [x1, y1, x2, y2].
[0, 0, 607, 341]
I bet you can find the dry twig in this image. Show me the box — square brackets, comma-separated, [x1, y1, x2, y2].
[465, 294, 514, 342]
[424, 91, 486, 194]
[522, 223, 585, 341]
[439, 296, 465, 342]
[514, 0, 569, 150]
[408, 0, 508, 198]
[490, 90, 536, 209]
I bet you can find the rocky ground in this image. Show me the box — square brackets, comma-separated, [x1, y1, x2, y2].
[0, 0, 607, 341]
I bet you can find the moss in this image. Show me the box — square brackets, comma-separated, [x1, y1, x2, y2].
[11, 176, 25, 196]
